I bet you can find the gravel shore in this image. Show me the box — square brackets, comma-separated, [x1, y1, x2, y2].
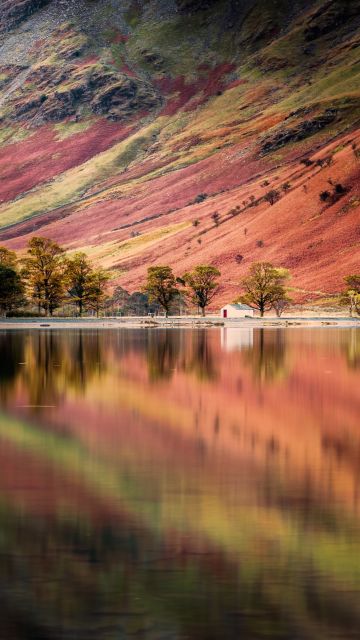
[1, 316, 359, 330]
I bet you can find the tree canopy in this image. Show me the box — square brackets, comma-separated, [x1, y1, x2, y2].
[21, 237, 66, 316]
[85, 268, 110, 317]
[143, 266, 178, 317]
[341, 274, 360, 316]
[0, 265, 24, 317]
[0, 246, 17, 269]
[238, 262, 290, 317]
[65, 252, 94, 316]
[181, 265, 221, 316]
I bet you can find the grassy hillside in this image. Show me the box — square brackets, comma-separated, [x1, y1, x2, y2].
[0, 0, 359, 304]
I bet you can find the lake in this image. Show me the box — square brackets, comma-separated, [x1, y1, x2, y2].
[0, 327, 359, 639]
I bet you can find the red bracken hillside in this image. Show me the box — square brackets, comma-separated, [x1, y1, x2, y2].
[0, 0, 359, 305]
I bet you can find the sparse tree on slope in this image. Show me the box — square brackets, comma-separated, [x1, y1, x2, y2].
[238, 262, 290, 317]
[181, 265, 221, 316]
[143, 266, 178, 317]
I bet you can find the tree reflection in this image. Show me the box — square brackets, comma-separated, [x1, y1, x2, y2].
[0, 331, 106, 409]
[146, 330, 218, 382]
[146, 330, 182, 381]
[343, 328, 360, 369]
[242, 329, 288, 383]
[0, 332, 25, 401]
[185, 331, 217, 381]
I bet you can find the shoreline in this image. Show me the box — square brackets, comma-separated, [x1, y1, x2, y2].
[0, 316, 359, 330]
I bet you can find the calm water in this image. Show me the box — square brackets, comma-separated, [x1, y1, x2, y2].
[0, 328, 359, 640]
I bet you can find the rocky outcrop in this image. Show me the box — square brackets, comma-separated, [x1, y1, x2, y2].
[261, 110, 338, 154]
[304, 0, 360, 41]
[91, 77, 160, 120]
[9, 62, 161, 124]
[0, 0, 50, 33]
[176, 0, 220, 13]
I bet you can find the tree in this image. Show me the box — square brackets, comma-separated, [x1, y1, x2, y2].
[21, 237, 66, 316]
[86, 268, 110, 317]
[211, 211, 220, 226]
[65, 252, 93, 316]
[320, 190, 331, 202]
[181, 265, 221, 316]
[341, 274, 360, 316]
[143, 266, 178, 317]
[0, 265, 25, 316]
[238, 262, 290, 317]
[264, 190, 280, 206]
[0, 246, 17, 268]
[272, 294, 292, 317]
[108, 286, 131, 315]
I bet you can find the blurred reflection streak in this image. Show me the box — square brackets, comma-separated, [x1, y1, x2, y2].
[0, 330, 107, 411]
[221, 328, 254, 352]
[242, 329, 288, 383]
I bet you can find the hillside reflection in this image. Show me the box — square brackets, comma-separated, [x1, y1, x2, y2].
[0, 328, 359, 639]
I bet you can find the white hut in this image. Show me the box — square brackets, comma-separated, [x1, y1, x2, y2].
[220, 303, 254, 319]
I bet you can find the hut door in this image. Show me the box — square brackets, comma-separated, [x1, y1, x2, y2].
[223, 309, 227, 318]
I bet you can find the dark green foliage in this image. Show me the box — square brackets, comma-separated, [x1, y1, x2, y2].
[264, 190, 280, 206]
[0, 265, 24, 316]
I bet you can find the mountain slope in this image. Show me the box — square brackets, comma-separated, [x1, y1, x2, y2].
[0, 0, 359, 303]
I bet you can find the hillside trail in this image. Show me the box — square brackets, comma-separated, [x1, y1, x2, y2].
[0, 67, 32, 109]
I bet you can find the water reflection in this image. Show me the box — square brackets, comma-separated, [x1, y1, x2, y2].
[0, 333, 25, 400]
[0, 328, 359, 639]
[221, 327, 253, 351]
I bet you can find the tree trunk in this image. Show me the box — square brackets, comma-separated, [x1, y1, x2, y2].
[201, 307, 206, 317]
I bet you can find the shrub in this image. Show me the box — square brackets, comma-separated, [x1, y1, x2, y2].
[335, 183, 346, 195]
[211, 212, 220, 226]
[316, 156, 333, 168]
[264, 189, 280, 206]
[193, 193, 208, 204]
[256, 240, 264, 248]
[320, 190, 331, 202]
[193, 219, 200, 227]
